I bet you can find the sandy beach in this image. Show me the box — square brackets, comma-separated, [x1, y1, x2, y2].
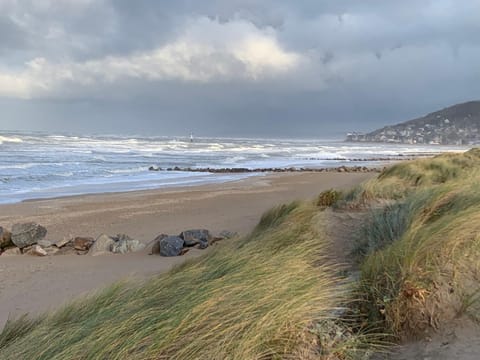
[0, 172, 372, 329]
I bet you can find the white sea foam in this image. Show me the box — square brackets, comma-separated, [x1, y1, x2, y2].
[0, 135, 23, 144]
[0, 132, 470, 204]
[0, 163, 38, 170]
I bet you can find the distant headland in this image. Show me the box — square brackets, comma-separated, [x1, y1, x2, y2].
[346, 100, 480, 145]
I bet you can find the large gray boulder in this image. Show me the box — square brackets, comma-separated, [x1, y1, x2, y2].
[0, 226, 12, 249]
[180, 229, 211, 247]
[111, 234, 145, 254]
[88, 234, 115, 256]
[160, 236, 184, 256]
[11, 222, 47, 249]
[150, 234, 168, 255]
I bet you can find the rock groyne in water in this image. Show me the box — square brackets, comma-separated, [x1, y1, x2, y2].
[148, 165, 384, 173]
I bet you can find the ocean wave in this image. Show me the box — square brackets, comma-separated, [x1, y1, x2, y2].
[107, 167, 148, 174]
[0, 132, 470, 204]
[300, 152, 347, 160]
[0, 135, 23, 144]
[223, 156, 247, 164]
[0, 163, 38, 170]
[56, 172, 75, 177]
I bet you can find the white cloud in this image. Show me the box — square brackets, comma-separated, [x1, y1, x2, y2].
[0, 72, 31, 98]
[232, 34, 299, 78]
[0, 17, 302, 99]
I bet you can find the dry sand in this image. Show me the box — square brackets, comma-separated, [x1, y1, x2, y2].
[374, 317, 480, 360]
[0, 172, 373, 329]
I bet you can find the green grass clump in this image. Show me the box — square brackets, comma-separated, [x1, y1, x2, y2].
[252, 201, 300, 235]
[0, 202, 368, 360]
[0, 315, 45, 350]
[352, 202, 412, 260]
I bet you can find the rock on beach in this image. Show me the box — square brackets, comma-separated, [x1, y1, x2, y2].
[0, 226, 12, 249]
[180, 229, 211, 248]
[160, 236, 184, 257]
[89, 234, 115, 256]
[11, 222, 47, 249]
[73, 237, 95, 251]
[1, 247, 21, 256]
[110, 234, 145, 254]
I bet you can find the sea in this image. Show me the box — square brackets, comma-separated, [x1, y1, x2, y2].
[0, 131, 469, 204]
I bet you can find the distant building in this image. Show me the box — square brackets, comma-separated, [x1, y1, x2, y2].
[345, 100, 480, 145]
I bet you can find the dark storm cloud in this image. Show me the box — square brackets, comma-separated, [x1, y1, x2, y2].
[0, 0, 479, 137]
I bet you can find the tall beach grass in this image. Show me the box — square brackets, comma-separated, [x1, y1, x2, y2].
[352, 149, 480, 338]
[0, 202, 371, 359]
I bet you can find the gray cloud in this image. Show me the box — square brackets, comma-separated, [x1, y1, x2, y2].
[0, 0, 479, 137]
[0, 16, 28, 55]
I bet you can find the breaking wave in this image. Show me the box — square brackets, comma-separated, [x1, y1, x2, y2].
[0, 131, 469, 203]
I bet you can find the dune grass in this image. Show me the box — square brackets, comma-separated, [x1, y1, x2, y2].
[352, 149, 480, 338]
[349, 148, 480, 203]
[0, 202, 372, 360]
[351, 201, 412, 260]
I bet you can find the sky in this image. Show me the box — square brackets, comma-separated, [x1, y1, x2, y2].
[0, 0, 479, 138]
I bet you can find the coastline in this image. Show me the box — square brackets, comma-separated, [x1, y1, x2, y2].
[0, 171, 374, 329]
[1, 130, 468, 206]
[0, 164, 384, 206]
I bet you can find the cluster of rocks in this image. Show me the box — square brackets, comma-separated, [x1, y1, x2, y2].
[148, 165, 383, 173]
[150, 229, 237, 257]
[1, 223, 53, 256]
[0, 223, 237, 258]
